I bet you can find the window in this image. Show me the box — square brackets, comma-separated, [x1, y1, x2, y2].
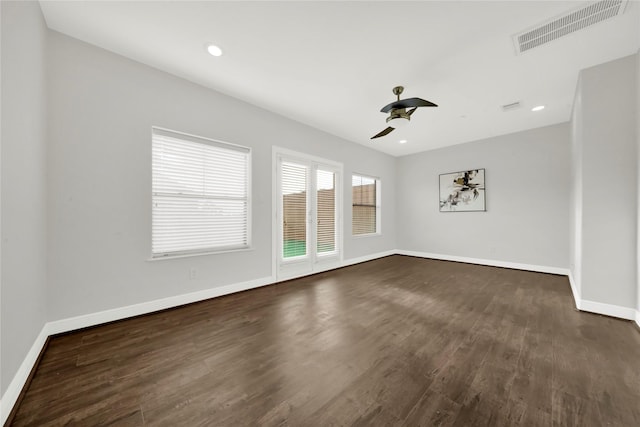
[151, 128, 250, 257]
[352, 174, 380, 236]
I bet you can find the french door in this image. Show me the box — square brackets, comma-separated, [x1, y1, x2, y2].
[275, 149, 342, 281]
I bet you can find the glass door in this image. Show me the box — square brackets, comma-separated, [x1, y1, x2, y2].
[276, 152, 341, 281]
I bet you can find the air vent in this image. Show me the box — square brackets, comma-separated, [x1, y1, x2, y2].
[513, 0, 629, 55]
[501, 101, 521, 112]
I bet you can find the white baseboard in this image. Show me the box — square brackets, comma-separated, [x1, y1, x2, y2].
[567, 269, 638, 322]
[1, 324, 50, 425]
[567, 271, 582, 310]
[47, 275, 275, 335]
[341, 250, 395, 268]
[274, 250, 395, 283]
[396, 250, 570, 276]
[398, 251, 639, 322]
[579, 299, 636, 321]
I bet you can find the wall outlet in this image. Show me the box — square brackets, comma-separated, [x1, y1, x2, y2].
[189, 268, 197, 280]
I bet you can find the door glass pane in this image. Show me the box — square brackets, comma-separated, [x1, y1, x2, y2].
[317, 169, 336, 255]
[282, 162, 307, 258]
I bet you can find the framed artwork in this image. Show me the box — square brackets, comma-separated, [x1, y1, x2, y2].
[439, 169, 486, 212]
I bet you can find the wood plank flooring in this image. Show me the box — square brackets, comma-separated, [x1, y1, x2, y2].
[9, 255, 640, 426]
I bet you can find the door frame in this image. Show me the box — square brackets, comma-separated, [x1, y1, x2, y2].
[272, 146, 344, 282]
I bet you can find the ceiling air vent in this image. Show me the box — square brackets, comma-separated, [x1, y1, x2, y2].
[512, 0, 629, 55]
[501, 101, 521, 112]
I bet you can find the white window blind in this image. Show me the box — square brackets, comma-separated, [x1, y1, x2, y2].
[281, 161, 308, 259]
[152, 128, 250, 257]
[316, 169, 337, 255]
[352, 174, 379, 236]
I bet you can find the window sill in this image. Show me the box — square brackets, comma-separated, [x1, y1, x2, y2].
[352, 233, 382, 239]
[147, 246, 253, 261]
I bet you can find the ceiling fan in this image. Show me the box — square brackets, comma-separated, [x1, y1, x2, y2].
[371, 86, 438, 139]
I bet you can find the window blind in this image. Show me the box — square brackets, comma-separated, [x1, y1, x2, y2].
[281, 161, 308, 258]
[152, 128, 250, 257]
[352, 174, 378, 235]
[316, 169, 336, 255]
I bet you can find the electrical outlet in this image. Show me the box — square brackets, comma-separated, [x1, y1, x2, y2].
[189, 268, 197, 280]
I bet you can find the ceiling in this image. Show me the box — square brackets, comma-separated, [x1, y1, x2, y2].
[39, 1, 640, 157]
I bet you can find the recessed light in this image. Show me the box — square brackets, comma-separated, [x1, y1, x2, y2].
[399, 140, 407, 144]
[206, 43, 223, 57]
[531, 105, 545, 112]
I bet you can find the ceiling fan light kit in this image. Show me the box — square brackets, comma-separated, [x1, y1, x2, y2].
[386, 112, 410, 127]
[371, 86, 438, 140]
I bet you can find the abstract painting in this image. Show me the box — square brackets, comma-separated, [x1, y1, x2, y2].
[439, 169, 486, 212]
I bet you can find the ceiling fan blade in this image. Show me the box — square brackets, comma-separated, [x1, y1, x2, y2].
[381, 97, 438, 113]
[371, 126, 395, 139]
[407, 107, 418, 116]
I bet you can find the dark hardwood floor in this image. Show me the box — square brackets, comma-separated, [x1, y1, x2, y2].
[10, 255, 640, 426]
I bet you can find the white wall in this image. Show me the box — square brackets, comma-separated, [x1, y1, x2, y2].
[570, 75, 584, 299]
[637, 49, 640, 320]
[572, 55, 637, 309]
[1, 1, 49, 396]
[46, 31, 396, 322]
[636, 13, 640, 325]
[396, 123, 570, 269]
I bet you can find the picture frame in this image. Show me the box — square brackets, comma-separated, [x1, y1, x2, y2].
[439, 169, 486, 212]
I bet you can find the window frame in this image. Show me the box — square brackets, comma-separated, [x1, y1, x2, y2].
[351, 173, 381, 237]
[150, 127, 252, 259]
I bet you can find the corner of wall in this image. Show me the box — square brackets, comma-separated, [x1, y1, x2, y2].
[0, 0, 3, 417]
[636, 48, 640, 319]
[568, 269, 581, 310]
[1, 0, 50, 414]
[0, 325, 49, 425]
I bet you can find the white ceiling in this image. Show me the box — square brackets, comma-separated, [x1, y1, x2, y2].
[39, 1, 640, 157]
